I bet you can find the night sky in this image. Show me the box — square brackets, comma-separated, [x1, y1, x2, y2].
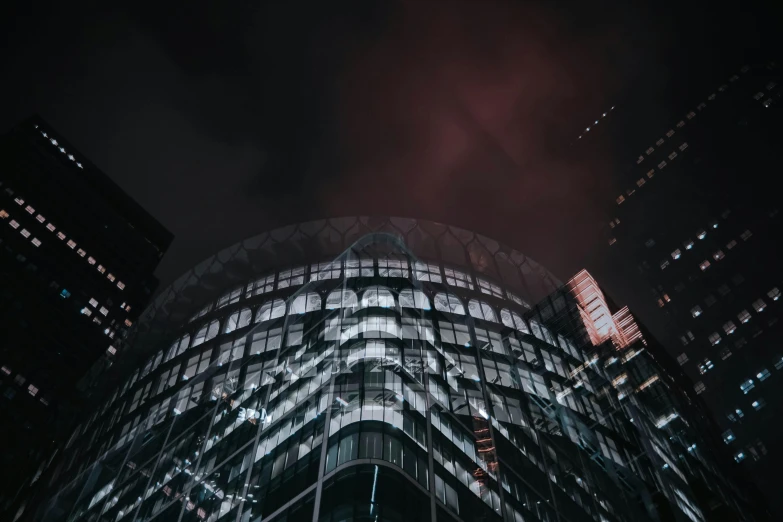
[1, 0, 777, 295]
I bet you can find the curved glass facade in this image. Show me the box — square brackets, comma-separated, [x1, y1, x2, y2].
[32, 218, 754, 522]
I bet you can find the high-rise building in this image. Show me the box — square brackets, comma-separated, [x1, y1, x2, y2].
[595, 60, 783, 512]
[0, 117, 173, 516]
[26, 218, 760, 522]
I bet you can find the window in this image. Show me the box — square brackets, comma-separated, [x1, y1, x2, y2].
[690, 306, 702, 318]
[8, 219, 18, 229]
[616, 195, 625, 205]
[676, 353, 689, 365]
[247, 274, 275, 295]
[20, 229, 30, 238]
[677, 120, 686, 128]
[99, 306, 108, 316]
[97, 265, 106, 274]
[694, 381, 706, 394]
[645, 146, 655, 155]
[224, 308, 252, 333]
[76, 248, 86, 257]
[27, 384, 38, 397]
[500, 309, 529, 333]
[696, 229, 707, 240]
[708, 332, 721, 346]
[256, 299, 286, 322]
[699, 260, 711, 271]
[671, 249, 682, 260]
[740, 379, 754, 394]
[291, 292, 322, 313]
[723, 321, 737, 335]
[413, 262, 442, 283]
[646, 169, 655, 179]
[655, 138, 664, 146]
[25, 205, 35, 214]
[767, 287, 781, 301]
[684, 240, 694, 250]
[345, 258, 373, 277]
[46, 223, 55, 232]
[216, 287, 242, 309]
[774, 356, 783, 370]
[14, 374, 26, 386]
[310, 261, 341, 281]
[506, 291, 529, 309]
[87, 256, 96, 265]
[740, 230, 752, 241]
[658, 160, 667, 169]
[738, 309, 751, 323]
[752, 299, 766, 313]
[378, 258, 408, 278]
[698, 358, 714, 374]
[434, 293, 465, 315]
[117, 281, 125, 290]
[438, 321, 471, 345]
[361, 287, 395, 308]
[719, 347, 732, 360]
[1, 366, 11, 376]
[756, 369, 771, 381]
[325, 289, 358, 311]
[645, 238, 656, 248]
[717, 284, 731, 296]
[477, 278, 503, 298]
[636, 178, 646, 187]
[679, 142, 688, 151]
[665, 129, 675, 137]
[399, 289, 430, 310]
[713, 250, 725, 261]
[56, 231, 65, 240]
[250, 328, 282, 355]
[734, 452, 745, 463]
[752, 398, 766, 411]
[668, 152, 678, 160]
[31, 238, 41, 247]
[468, 300, 498, 322]
[278, 266, 306, 289]
[66, 239, 76, 249]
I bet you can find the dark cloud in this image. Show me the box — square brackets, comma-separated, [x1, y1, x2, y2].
[1, 0, 776, 289]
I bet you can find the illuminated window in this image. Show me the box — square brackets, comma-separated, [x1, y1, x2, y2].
[713, 250, 725, 261]
[660, 260, 670, 270]
[216, 287, 242, 309]
[310, 261, 341, 281]
[697, 102, 707, 110]
[740, 379, 754, 394]
[0, 366, 11, 375]
[76, 248, 86, 257]
[740, 230, 752, 241]
[345, 258, 374, 277]
[668, 152, 678, 160]
[646, 169, 655, 178]
[753, 92, 764, 100]
[413, 262, 442, 283]
[14, 198, 24, 205]
[636, 178, 646, 187]
[699, 260, 711, 271]
[124, 319, 132, 327]
[89, 298, 98, 307]
[726, 239, 737, 250]
[224, 308, 253, 333]
[694, 381, 706, 394]
[690, 306, 702, 318]
[656, 138, 664, 146]
[734, 452, 745, 463]
[99, 307, 108, 316]
[723, 430, 735, 443]
[117, 281, 125, 290]
[399, 289, 430, 310]
[477, 277, 504, 298]
[757, 368, 771, 381]
[608, 238, 616, 246]
[752, 299, 766, 313]
[87, 256, 96, 265]
[81, 307, 92, 317]
[698, 358, 714, 374]
[683, 240, 694, 250]
[107, 273, 116, 282]
[767, 287, 780, 301]
[687, 111, 696, 119]
[443, 268, 473, 290]
[679, 142, 688, 151]
[360, 287, 395, 308]
[616, 195, 625, 205]
[8, 219, 19, 229]
[255, 299, 286, 322]
[278, 266, 306, 288]
[56, 232, 65, 240]
[0, 210, 8, 219]
[666, 129, 675, 137]
[468, 300, 498, 322]
[645, 146, 654, 155]
[36, 214, 45, 223]
[723, 321, 737, 335]
[97, 265, 106, 274]
[25, 205, 35, 214]
[671, 249, 682, 260]
[677, 120, 685, 128]
[66, 240, 76, 249]
[433, 293, 465, 315]
[708, 332, 721, 345]
[378, 258, 408, 278]
[31, 238, 41, 247]
[696, 229, 706, 240]
[774, 356, 783, 370]
[657, 160, 667, 169]
[27, 384, 38, 397]
[752, 398, 766, 411]
[20, 229, 30, 238]
[290, 292, 322, 313]
[107, 346, 117, 355]
[676, 353, 689, 365]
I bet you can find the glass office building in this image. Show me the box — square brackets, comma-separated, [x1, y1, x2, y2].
[31, 217, 756, 522]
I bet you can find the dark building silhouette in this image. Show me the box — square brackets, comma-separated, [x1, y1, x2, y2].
[595, 60, 783, 513]
[24, 218, 762, 522]
[0, 117, 172, 517]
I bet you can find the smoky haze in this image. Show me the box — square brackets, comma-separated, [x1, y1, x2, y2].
[0, 0, 771, 288]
